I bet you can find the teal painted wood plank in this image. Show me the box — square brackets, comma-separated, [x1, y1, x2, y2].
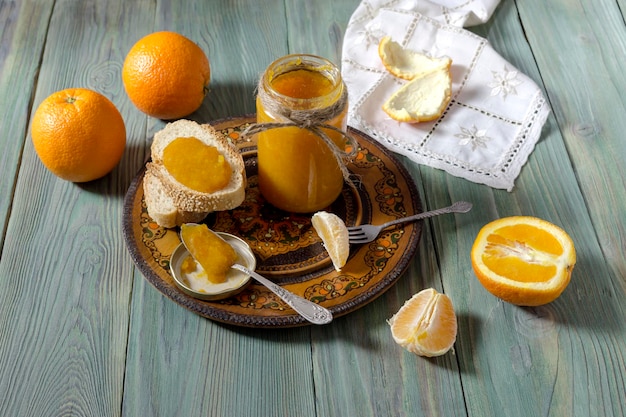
[0, 0, 53, 241]
[517, 0, 626, 285]
[418, 1, 626, 416]
[123, 274, 317, 417]
[285, 0, 361, 63]
[0, 0, 150, 416]
[514, 1, 626, 413]
[152, 0, 292, 122]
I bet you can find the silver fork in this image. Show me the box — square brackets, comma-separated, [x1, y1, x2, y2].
[347, 201, 473, 244]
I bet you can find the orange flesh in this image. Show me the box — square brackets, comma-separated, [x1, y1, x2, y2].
[494, 224, 564, 255]
[390, 288, 457, 356]
[392, 290, 432, 339]
[180, 224, 237, 284]
[162, 137, 231, 193]
[415, 295, 457, 351]
[482, 224, 563, 283]
[257, 69, 346, 213]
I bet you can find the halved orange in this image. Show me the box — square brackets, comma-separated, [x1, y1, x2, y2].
[471, 216, 576, 306]
[389, 288, 457, 357]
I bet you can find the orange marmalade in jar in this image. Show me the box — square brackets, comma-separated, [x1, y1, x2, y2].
[256, 54, 349, 213]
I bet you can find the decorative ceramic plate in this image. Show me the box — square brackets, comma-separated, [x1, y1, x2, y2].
[122, 116, 422, 328]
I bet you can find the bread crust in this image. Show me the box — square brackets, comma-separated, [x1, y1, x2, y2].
[143, 119, 246, 227]
[143, 168, 209, 228]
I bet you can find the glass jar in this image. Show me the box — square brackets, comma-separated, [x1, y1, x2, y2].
[256, 54, 348, 213]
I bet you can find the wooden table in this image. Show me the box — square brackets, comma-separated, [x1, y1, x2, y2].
[1, 1, 624, 416]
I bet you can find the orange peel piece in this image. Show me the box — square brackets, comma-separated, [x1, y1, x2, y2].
[378, 36, 453, 123]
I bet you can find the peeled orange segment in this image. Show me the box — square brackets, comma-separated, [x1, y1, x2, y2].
[382, 68, 452, 123]
[389, 288, 457, 357]
[311, 211, 349, 271]
[378, 36, 452, 80]
[471, 216, 576, 306]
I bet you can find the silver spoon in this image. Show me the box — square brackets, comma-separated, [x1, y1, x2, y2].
[180, 225, 333, 325]
[230, 263, 332, 325]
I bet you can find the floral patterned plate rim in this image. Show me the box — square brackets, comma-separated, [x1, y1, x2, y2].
[122, 115, 422, 328]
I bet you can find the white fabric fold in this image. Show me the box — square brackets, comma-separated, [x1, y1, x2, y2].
[342, 0, 550, 191]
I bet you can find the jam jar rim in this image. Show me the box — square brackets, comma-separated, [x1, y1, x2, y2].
[259, 53, 344, 110]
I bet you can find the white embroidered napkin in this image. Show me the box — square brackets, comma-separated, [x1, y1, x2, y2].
[341, 0, 550, 191]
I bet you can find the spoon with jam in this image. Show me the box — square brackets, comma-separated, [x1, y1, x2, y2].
[179, 223, 333, 325]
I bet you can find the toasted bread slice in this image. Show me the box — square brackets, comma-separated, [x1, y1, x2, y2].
[143, 166, 209, 228]
[382, 67, 452, 123]
[378, 36, 451, 80]
[145, 119, 246, 225]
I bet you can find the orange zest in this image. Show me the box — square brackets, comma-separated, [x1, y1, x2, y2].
[378, 36, 452, 123]
[378, 36, 452, 80]
[389, 288, 457, 357]
[471, 216, 576, 306]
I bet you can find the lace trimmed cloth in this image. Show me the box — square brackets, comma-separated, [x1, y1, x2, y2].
[341, 0, 550, 191]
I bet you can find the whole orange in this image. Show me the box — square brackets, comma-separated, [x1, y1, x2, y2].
[122, 31, 211, 120]
[31, 88, 126, 182]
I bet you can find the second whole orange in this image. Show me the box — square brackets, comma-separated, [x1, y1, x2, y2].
[122, 31, 211, 120]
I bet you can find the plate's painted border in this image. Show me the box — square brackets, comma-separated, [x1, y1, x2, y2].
[122, 116, 422, 328]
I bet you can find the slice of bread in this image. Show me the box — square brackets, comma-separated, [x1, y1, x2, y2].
[143, 166, 209, 228]
[382, 68, 452, 123]
[378, 36, 451, 80]
[143, 119, 246, 227]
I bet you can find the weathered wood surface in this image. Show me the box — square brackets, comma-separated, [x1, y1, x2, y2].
[0, 0, 624, 416]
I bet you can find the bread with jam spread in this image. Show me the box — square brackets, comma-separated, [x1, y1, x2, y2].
[143, 119, 246, 227]
[143, 168, 209, 228]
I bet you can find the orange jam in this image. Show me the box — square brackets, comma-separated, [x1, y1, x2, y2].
[180, 224, 238, 284]
[180, 255, 197, 274]
[162, 137, 231, 193]
[256, 55, 347, 213]
[271, 69, 335, 98]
